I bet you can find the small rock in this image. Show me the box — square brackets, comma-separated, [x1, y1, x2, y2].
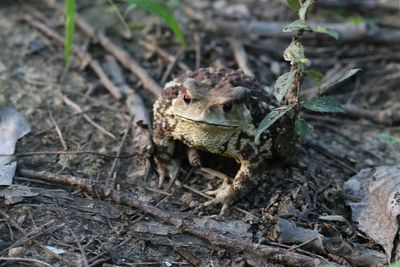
[213, 1, 250, 19]
[180, 192, 193, 204]
[45, 245, 65, 256]
[4, 195, 23, 205]
[16, 215, 26, 226]
[8, 247, 25, 257]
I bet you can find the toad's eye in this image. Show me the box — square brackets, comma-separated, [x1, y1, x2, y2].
[183, 94, 191, 104]
[223, 102, 233, 112]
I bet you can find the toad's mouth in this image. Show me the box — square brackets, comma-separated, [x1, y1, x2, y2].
[175, 114, 240, 128]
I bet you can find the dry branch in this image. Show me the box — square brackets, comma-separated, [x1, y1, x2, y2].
[44, 0, 163, 97]
[17, 168, 335, 267]
[104, 56, 151, 126]
[344, 104, 400, 125]
[62, 95, 118, 140]
[183, 5, 400, 43]
[138, 40, 191, 72]
[23, 15, 122, 100]
[318, 0, 400, 12]
[103, 56, 153, 157]
[0, 210, 70, 266]
[228, 37, 254, 77]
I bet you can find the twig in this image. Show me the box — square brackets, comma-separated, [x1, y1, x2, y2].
[194, 33, 202, 69]
[107, 0, 132, 38]
[261, 239, 329, 263]
[47, 107, 68, 150]
[343, 104, 400, 126]
[0, 257, 53, 267]
[0, 150, 137, 158]
[87, 236, 132, 266]
[103, 55, 154, 157]
[317, 0, 400, 12]
[23, 14, 122, 100]
[145, 187, 173, 196]
[104, 56, 151, 126]
[131, 195, 170, 225]
[43, 0, 163, 97]
[173, 247, 201, 267]
[160, 46, 186, 85]
[228, 38, 254, 77]
[18, 168, 334, 267]
[138, 40, 191, 72]
[70, 230, 89, 267]
[107, 115, 134, 187]
[62, 95, 118, 140]
[288, 237, 319, 251]
[0, 210, 69, 265]
[305, 140, 357, 174]
[34, 108, 97, 135]
[1, 209, 38, 235]
[183, 4, 400, 43]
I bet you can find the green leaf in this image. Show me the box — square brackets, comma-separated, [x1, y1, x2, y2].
[255, 105, 294, 144]
[346, 16, 365, 25]
[313, 26, 339, 40]
[303, 96, 344, 113]
[286, 0, 301, 12]
[299, 57, 310, 65]
[283, 40, 307, 64]
[298, 0, 313, 20]
[305, 70, 324, 88]
[379, 132, 397, 145]
[64, 0, 76, 65]
[274, 71, 297, 103]
[283, 19, 312, 32]
[325, 68, 362, 90]
[295, 118, 312, 138]
[123, 0, 186, 45]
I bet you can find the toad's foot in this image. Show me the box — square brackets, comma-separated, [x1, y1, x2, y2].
[203, 176, 232, 216]
[154, 156, 179, 188]
[187, 147, 201, 167]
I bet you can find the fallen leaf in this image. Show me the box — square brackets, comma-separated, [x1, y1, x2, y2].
[343, 166, 400, 261]
[45, 246, 65, 255]
[0, 107, 31, 185]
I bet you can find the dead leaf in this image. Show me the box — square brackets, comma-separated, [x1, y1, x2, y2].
[0, 107, 31, 185]
[343, 166, 400, 261]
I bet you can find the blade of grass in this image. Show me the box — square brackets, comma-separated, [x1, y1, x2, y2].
[64, 0, 76, 65]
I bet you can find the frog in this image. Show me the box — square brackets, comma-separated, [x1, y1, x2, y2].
[152, 67, 297, 215]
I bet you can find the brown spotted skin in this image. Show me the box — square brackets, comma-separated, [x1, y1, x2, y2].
[153, 67, 297, 214]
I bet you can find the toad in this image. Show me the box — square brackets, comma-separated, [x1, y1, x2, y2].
[153, 67, 297, 215]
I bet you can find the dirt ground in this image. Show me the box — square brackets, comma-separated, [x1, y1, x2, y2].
[1, 0, 400, 266]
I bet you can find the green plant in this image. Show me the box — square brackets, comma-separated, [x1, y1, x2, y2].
[379, 132, 398, 145]
[256, 0, 361, 138]
[123, 0, 186, 45]
[63, 0, 186, 64]
[64, 0, 76, 65]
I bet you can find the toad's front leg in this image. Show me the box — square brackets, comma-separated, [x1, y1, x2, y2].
[153, 125, 179, 188]
[204, 160, 261, 216]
